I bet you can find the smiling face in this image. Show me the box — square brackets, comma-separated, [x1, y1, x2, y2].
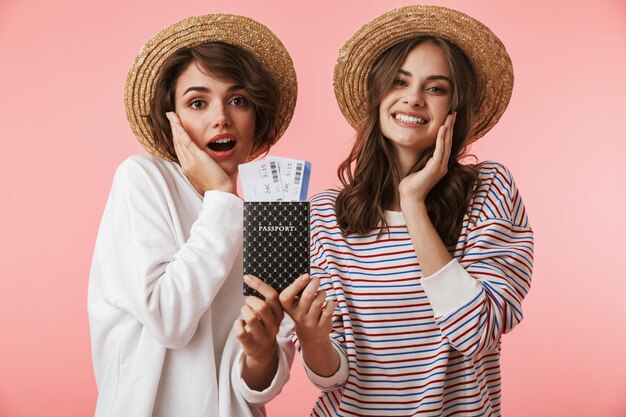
[379, 41, 452, 173]
[173, 62, 256, 178]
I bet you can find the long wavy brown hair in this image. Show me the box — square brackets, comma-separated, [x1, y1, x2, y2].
[336, 37, 480, 245]
[146, 42, 280, 162]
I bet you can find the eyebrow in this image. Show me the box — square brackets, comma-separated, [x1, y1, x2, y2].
[398, 69, 451, 83]
[182, 84, 246, 96]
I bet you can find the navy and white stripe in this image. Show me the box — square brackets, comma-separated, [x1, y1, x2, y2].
[299, 161, 533, 417]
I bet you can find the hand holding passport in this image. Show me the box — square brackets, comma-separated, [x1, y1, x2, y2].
[239, 157, 311, 297]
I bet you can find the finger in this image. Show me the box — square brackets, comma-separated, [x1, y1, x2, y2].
[433, 124, 447, 164]
[166, 111, 182, 125]
[166, 112, 180, 142]
[279, 274, 311, 310]
[245, 295, 278, 333]
[320, 299, 337, 325]
[244, 275, 282, 320]
[166, 112, 188, 141]
[442, 114, 455, 168]
[234, 319, 254, 349]
[167, 112, 191, 164]
[234, 318, 248, 339]
[166, 112, 184, 140]
[307, 289, 328, 318]
[298, 277, 322, 313]
[435, 114, 454, 167]
[241, 305, 269, 339]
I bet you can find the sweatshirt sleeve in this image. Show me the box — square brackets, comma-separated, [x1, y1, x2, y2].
[420, 162, 534, 357]
[102, 157, 243, 350]
[231, 316, 296, 406]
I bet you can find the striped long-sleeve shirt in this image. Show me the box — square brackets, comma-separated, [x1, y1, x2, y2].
[302, 161, 533, 417]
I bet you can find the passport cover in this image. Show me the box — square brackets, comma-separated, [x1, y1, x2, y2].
[243, 201, 310, 297]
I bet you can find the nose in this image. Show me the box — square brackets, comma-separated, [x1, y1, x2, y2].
[403, 88, 425, 107]
[211, 103, 231, 128]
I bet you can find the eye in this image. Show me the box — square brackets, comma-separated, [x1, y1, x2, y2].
[229, 96, 250, 107]
[426, 85, 448, 95]
[393, 79, 408, 87]
[189, 99, 206, 110]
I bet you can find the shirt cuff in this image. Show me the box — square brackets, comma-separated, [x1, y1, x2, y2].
[302, 341, 349, 390]
[234, 346, 290, 406]
[420, 259, 482, 318]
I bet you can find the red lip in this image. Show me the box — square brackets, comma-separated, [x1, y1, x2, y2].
[208, 132, 237, 143]
[206, 132, 237, 159]
[206, 147, 236, 159]
[392, 111, 429, 128]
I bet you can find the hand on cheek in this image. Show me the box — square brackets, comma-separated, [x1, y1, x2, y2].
[166, 112, 235, 195]
[398, 112, 456, 206]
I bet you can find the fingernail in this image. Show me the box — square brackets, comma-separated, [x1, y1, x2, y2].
[301, 274, 310, 282]
[243, 275, 250, 284]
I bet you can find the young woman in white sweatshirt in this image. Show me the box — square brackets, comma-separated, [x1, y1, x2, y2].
[88, 14, 297, 417]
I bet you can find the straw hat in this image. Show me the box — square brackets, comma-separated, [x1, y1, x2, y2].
[125, 14, 297, 160]
[334, 5, 513, 143]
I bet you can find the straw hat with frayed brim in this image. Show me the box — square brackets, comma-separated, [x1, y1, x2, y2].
[334, 5, 513, 144]
[125, 14, 297, 160]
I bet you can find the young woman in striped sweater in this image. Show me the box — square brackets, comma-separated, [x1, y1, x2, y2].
[280, 5, 533, 416]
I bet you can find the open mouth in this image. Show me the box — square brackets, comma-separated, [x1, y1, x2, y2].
[394, 113, 427, 125]
[207, 137, 236, 152]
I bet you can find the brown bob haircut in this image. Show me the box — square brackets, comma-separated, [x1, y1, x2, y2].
[146, 42, 281, 162]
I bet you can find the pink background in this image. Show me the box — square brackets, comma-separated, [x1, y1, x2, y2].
[1, 0, 625, 416]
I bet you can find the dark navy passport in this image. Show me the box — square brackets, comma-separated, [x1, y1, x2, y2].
[243, 201, 310, 297]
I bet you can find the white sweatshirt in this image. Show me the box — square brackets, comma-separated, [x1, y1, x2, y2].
[88, 155, 293, 417]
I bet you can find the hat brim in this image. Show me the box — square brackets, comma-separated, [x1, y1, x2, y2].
[125, 14, 297, 160]
[333, 5, 513, 143]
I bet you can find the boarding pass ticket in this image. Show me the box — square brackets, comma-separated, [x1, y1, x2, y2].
[239, 156, 311, 202]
